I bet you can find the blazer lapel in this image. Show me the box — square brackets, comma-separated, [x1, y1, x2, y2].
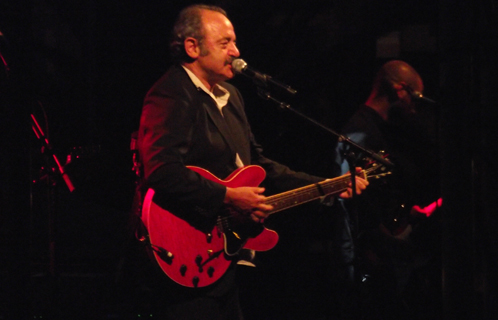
[202, 98, 240, 157]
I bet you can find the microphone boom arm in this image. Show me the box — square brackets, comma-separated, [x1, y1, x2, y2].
[256, 88, 394, 168]
[232, 59, 297, 95]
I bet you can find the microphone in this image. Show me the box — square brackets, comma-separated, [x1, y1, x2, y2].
[231, 59, 297, 95]
[411, 90, 436, 104]
[400, 82, 436, 104]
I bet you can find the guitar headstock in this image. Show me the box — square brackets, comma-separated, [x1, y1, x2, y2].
[362, 151, 392, 180]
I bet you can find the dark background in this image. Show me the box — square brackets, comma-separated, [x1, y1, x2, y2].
[1, 0, 497, 319]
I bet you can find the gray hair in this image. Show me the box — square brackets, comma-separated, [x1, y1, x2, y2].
[169, 4, 227, 63]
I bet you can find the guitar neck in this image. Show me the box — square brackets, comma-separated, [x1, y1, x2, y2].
[265, 171, 364, 215]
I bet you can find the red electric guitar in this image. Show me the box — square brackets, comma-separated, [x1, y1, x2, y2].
[141, 164, 389, 288]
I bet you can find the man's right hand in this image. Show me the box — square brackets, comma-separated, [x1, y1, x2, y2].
[224, 187, 273, 223]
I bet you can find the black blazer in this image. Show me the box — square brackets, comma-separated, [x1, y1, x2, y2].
[138, 64, 323, 219]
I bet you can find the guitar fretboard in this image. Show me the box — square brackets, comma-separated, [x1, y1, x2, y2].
[265, 173, 359, 214]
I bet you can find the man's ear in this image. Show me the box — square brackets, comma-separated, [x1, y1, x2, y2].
[393, 82, 408, 99]
[392, 82, 404, 91]
[184, 37, 200, 59]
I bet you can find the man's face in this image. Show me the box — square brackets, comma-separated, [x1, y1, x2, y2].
[197, 10, 240, 84]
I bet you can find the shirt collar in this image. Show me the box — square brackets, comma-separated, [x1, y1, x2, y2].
[182, 65, 230, 110]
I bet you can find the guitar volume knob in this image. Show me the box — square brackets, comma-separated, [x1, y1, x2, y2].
[195, 254, 202, 266]
[192, 276, 199, 287]
[207, 266, 215, 277]
[179, 264, 187, 276]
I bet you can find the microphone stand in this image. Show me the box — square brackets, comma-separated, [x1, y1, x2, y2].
[256, 88, 393, 168]
[257, 88, 394, 316]
[257, 87, 393, 225]
[30, 113, 75, 193]
[30, 111, 75, 319]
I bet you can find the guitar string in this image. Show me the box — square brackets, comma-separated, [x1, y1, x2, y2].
[218, 166, 382, 223]
[265, 177, 350, 210]
[265, 165, 379, 208]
